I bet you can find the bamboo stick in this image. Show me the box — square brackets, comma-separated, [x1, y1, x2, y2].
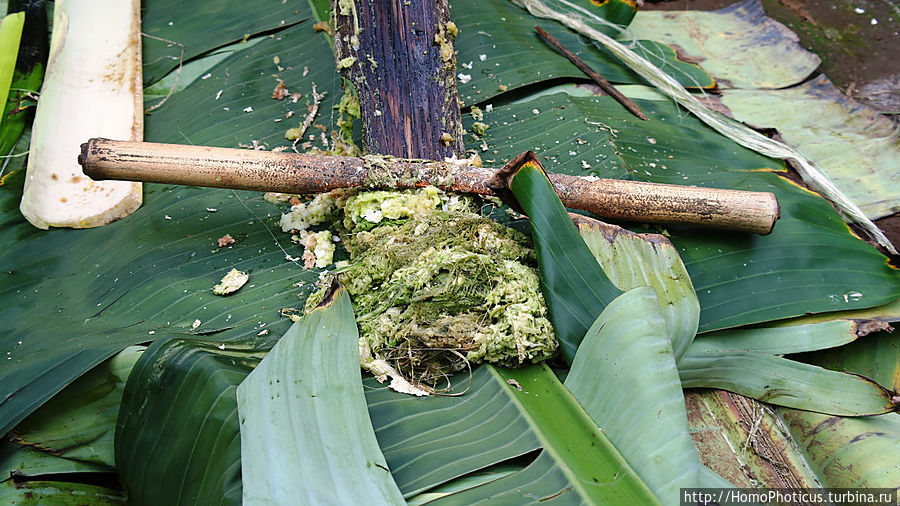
[79, 138, 780, 234]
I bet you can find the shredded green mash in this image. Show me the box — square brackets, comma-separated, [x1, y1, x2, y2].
[296, 187, 557, 382]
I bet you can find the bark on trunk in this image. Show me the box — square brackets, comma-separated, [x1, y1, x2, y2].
[332, 0, 465, 159]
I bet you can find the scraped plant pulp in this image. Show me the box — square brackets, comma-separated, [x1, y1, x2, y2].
[288, 187, 558, 385]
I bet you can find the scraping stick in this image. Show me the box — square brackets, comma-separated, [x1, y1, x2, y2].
[79, 138, 780, 234]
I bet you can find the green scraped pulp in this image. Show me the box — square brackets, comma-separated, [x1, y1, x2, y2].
[304, 188, 557, 382]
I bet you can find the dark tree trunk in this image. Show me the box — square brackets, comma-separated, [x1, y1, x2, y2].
[332, 0, 465, 159]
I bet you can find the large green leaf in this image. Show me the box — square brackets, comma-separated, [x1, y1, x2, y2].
[566, 287, 703, 503]
[115, 336, 265, 505]
[141, 0, 311, 85]
[429, 364, 659, 505]
[365, 367, 542, 497]
[0, 18, 338, 436]
[366, 363, 660, 503]
[236, 284, 404, 505]
[0, 174, 313, 436]
[145, 19, 341, 150]
[465, 92, 900, 331]
[451, 0, 713, 107]
[10, 346, 144, 468]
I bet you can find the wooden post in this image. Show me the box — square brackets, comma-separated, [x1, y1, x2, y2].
[332, 0, 465, 159]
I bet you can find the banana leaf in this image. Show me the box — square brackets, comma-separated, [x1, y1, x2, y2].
[566, 286, 703, 503]
[692, 319, 864, 355]
[628, 0, 820, 89]
[797, 331, 900, 394]
[366, 362, 657, 503]
[743, 298, 899, 393]
[497, 150, 703, 503]
[722, 76, 900, 220]
[141, 0, 311, 85]
[494, 152, 621, 361]
[451, 0, 712, 107]
[427, 364, 659, 505]
[3, 0, 900, 500]
[406, 463, 522, 505]
[0, 165, 313, 436]
[0, 19, 335, 437]
[115, 336, 266, 505]
[364, 368, 542, 497]
[145, 19, 341, 149]
[236, 283, 404, 505]
[683, 315, 897, 417]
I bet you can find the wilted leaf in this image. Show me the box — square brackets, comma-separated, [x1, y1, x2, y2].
[684, 390, 822, 489]
[577, 215, 699, 360]
[779, 410, 900, 488]
[722, 76, 900, 219]
[628, 0, 820, 89]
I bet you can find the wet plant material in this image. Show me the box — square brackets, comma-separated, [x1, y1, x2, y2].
[300, 187, 557, 385]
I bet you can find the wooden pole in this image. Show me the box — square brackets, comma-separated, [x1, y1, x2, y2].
[80, 138, 779, 234]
